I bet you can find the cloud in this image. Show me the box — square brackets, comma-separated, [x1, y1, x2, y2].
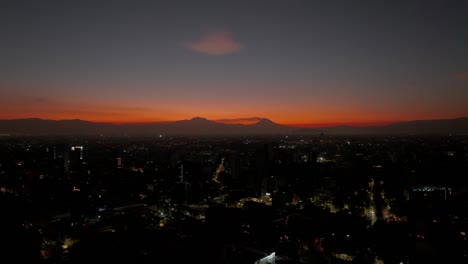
[454, 71, 468, 81]
[182, 30, 242, 55]
[216, 117, 263, 125]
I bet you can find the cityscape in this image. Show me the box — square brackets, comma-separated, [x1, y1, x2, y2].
[1, 131, 467, 263]
[2, 1, 468, 263]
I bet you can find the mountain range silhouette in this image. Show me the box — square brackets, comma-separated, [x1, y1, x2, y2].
[1, 117, 468, 136]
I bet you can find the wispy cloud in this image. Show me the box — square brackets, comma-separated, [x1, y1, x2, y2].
[215, 117, 263, 125]
[454, 71, 468, 81]
[182, 30, 242, 55]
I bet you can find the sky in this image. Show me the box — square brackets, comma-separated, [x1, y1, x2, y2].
[1, 0, 468, 127]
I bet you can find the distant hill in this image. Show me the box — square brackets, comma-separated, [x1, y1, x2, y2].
[302, 117, 468, 135]
[0, 117, 467, 136]
[378, 117, 468, 135]
[0, 117, 296, 136]
[0, 118, 115, 136]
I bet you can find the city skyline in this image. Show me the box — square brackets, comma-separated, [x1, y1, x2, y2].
[2, 0, 468, 126]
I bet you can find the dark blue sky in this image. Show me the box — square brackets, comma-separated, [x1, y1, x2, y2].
[1, 0, 468, 125]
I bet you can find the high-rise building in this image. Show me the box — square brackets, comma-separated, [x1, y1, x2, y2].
[116, 157, 123, 169]
[69, 146, 84, 171]
[71, 146, 84, 160]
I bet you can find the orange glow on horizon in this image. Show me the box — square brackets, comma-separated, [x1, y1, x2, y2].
[284, 121, 396, 128]
[0, 111, 445, 128]
[1, 92, 466, 127]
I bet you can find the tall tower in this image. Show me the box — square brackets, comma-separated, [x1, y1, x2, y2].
[175, 163, 191, 203]
[179, 164, 184, 182]
[64, 149, 70, 173]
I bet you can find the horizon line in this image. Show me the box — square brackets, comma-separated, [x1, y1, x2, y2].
[1, 116, 467, 128]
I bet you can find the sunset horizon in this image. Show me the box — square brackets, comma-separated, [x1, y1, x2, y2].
[1, 2, 468, 262]
[2, 114, 467, 129]
[2, 1, 468, 128]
